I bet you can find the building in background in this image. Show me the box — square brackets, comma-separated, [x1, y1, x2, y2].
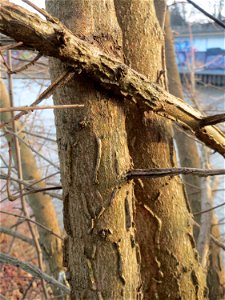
[173, 21, 225, 86]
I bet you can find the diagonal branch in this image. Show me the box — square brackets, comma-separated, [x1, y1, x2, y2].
[186, 0, 225, 29]
[0, 2, 224, 156]
[0, 226, 34, 245]
[0, 252, 70, 294]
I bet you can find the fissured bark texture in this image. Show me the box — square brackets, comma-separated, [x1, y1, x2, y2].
[46, 0, 140, 299]
[115, 1, 207, 299]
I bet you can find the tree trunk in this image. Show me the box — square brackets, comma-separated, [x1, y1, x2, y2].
[207, 214, 225, 300]
[163, 7, 202, 240]
[0, 79, 63, 284]
[114, 1, 207, 299]
[45, 0, 140, 298]
[162, 7, 225, 299]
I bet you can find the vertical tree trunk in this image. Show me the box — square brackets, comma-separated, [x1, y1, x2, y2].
[0, 79, 63, 286]
[207, 214, 225, 299]
[46, 0, 140, 298]
[114, 1, 207, 299]
[163, 8, 202, 240]
[161, 6, 225, 299]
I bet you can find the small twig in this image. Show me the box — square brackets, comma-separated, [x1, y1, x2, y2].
[22, 0, 59, 23]
[186, 0, 225, 29]
[126, 167, 225, 179]
[193, 221, 225, 251]
[9, 53, 42, 74]
[0, 252, 70, 294]
[0, 210, 63, 240]
[2, 186, 62, 203]
[0, 42, 23, 51]
[0, 104, 84, 113]
[21, 278, 35, 300]
[200, 113, 225, 128]
[0, 226, 34, 246]
[194, 202, 225, 216]
[5, 128, 59, 170]
[6, 142, 17, 201]
[0, 171, 60, 203]
[0, 51, 10, 72]
[0, 70, 75, 129]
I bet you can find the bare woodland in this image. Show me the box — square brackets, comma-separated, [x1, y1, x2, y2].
[0, 0, 224, 299]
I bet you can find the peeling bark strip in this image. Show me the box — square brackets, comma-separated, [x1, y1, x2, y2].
[0, 2, 224, 156]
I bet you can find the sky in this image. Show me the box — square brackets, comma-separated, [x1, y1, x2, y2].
[10, 0, 225, 23]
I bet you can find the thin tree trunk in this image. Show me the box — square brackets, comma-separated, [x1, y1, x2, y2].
[0, 79, 63, 285]
[162, 6, 225, 299]
[208, 213, 225, 299]
[114, 1, 207, 299]
[163, 8, 202, 241]
[46, 0, 140, 298]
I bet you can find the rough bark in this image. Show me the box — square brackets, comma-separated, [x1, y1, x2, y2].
[0, 79, 63, 281]
[45, 0, 140, 298]
[0, 2, 225, 157]
[114, 1, 207, 299]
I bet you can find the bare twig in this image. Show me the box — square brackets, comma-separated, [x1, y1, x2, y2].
[2, 186, 62, 203]
[127, 167, 225, 179]
[0, 50, 10, 72]
[186, 0, 225, 29]
[0, 41, 23, 51]
[0, 104, 84, 113]
[22, 0, 59, 23]
[6, 142, 17, 201]
[0, 171, 60, 203]
[0, 70, 75, 128]
[0, 226, 34, 245]
[5, 128, 59, 170]
[0, 252, 70, 294]
[21, 278, 35, 300]
[9, 52, 42, 74]
[194, 202, 225, 216]
[194, 221, 225, 251]
[0, 210, 63, 240]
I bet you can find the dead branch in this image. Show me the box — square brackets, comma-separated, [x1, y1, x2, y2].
[0, 2, 224, 156]
[0, 104, 84, 113]
[0, 252, 70, 294]
[127, 167, 225, 179]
